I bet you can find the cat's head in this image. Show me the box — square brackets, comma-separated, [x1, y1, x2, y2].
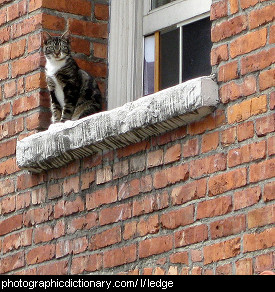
[43, 31, 71, 61]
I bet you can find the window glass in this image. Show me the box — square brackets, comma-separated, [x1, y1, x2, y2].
[144, 35, 155, 95]
[182, 17, 212, 82]
[160, 28, 179, 90]
[152, 0, 177, 9]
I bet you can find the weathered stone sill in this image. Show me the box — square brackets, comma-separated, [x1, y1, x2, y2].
[16, 76, 219, 173]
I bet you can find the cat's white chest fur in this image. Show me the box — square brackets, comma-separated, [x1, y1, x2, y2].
[45, 58, 67, 108]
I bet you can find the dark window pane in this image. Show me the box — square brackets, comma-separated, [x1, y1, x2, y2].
[160, 28, 179, 90]
[152, 0, 177, 9]
[182, 17, 212, 82]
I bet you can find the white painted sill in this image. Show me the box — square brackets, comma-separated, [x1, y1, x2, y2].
[16, 76, 219, 173]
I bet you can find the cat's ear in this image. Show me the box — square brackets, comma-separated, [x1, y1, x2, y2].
[43, 31, 52, 43]
[61, 30, 70, 42]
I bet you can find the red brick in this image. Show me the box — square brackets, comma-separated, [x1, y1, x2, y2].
[42, 13, 66, 31]
[0, 26, 10, 45]
[243, 228, 275, 252]
[240, 0, 258, 9]
[197, 196, 232, 219]
[63, 176, 79, 195]
[137, 214, 159, 237]
[86, 186, 117, 210]
[209, 168, 247, 196]
[218, 61, 238, 82]
[188, 110, 225, 135]
[71, 254, 102, 274]
[99, 203, 131, 226]
[25, 71, 47, 92]
[139, 235, 173, 259]
[171, 178, 207, 205]
[26, 244, 55, 265]
[26, 111, 51, 130]
[270, 25, 275, 44]
[24, 205, 53, 227]
[247, 205, 275, 228]
[190, 153, 226, 178]
[210, 215, 246, 239]
[204, 238, 241, 264]
[90, 226, 121, 251]
[210, 0, 228, 20]
[237, 121, 254, 142]
[211, 44, 229, 65]
[263, 181, 275, 202]
[3, 229, 32, 254]
[259, 68, 275, 90]
[234, 186, 261, 210]
[0, 214, 23, 236]
[175, 224, 208, 247]
[133, 191, 169, 217]
[221, 127, 236, 146]
[12, 94, 40, 115]
[160, 205, 194, 229]
[0, 117, 24, 140]
[248, 4, 275, 29]
[235, 258, 253, 275]
[10, 38, 26, 59]
[249, 157, 275, 182]
[211, 15, 247, 42]
[11, 14, 42, 39]
[220, 75, 257, 103]
[117, 140, 149, 158]
[227, 95, 267, 124]
[69, 18, 108, 39]
[40, 0, 92, 16]
[0, 63, 9, 81]
[201, 131, 219, 153]
[103, 244, 136, 268]
[256, 114, 275, 137]
[230, 28, 267, 58]
[153, 163, 189, 189]
[67, 212, 98, 234]
[229, 0, 239, 14]
[255, 253, 274, 274]
[170, 252, 189, 264]
[182, 138, 199, 157]
[0, 103, 11, 122]
[36, 260, 68, 275]
[0, 139, 16, 160]
[164, 143, 181, 164]
[7, 0, 28, 21]
[147, 149, 163, 168]
[1, 195, 16, 214]
[241, 47, 274, 75]
[0, 178, 15, 197]
[228, 140, 266, 167]
[93, 42, 108, 59]
[95, 3, 109, 20]
[11, 52, 42, 78]
[0, 252, 24, 274]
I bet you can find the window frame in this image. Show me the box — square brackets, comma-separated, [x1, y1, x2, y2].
[107, 0, 212, 110]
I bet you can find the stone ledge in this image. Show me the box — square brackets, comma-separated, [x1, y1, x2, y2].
[16, 76, 219, 173]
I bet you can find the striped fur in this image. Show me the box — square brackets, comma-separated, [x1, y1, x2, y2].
[44, 32, 102, 123]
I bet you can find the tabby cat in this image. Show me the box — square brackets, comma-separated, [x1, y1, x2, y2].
[44, 31, 102, 123]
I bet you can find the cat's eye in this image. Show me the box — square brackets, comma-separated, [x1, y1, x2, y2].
[144, 17, 211, 95]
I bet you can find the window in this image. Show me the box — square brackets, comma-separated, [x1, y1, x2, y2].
[143, 0, 212, 95]
[108, 0, 212, 109]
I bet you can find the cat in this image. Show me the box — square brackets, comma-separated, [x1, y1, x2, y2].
[44, 31, 102, 123]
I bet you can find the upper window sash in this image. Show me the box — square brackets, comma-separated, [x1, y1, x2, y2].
[143, 0, 212, 35]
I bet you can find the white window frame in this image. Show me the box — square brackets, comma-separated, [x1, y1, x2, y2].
[108, 0, 211, 110]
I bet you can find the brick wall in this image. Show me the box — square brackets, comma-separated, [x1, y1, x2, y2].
[0, 0, 274, 275]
